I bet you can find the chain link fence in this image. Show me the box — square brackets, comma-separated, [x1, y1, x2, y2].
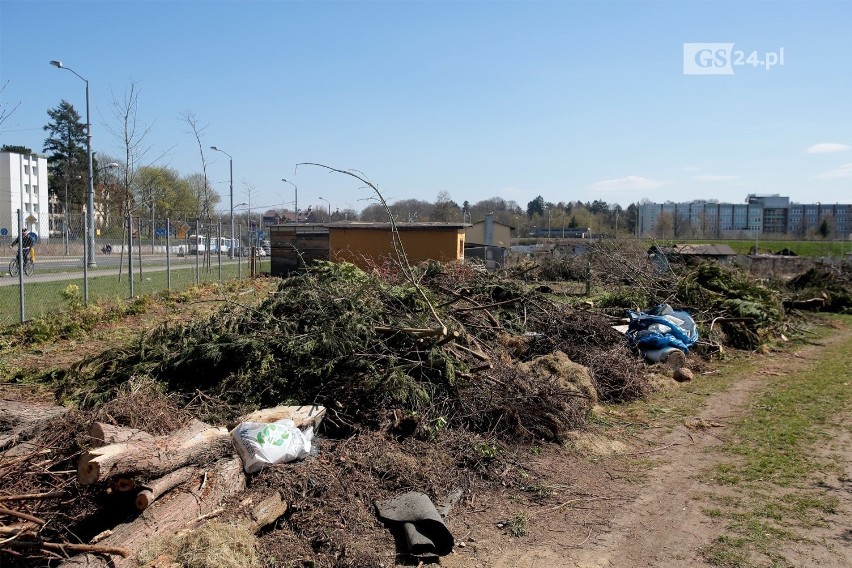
[0, 211, 270, 326]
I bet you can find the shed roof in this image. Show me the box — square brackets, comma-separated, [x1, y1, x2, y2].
[670, 243, 738, 256]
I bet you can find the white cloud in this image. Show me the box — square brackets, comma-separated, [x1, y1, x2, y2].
[814, 162, 852, 180]
[591, 176, 666, 191]
[806, 143, 851, 154]
[692, 175, 739, 182]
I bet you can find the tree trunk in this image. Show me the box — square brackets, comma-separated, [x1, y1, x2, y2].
[89, 422, 153, 447]
[0, 399, 68, 450]
[232, 405, 326, 430]
[59, 457, 246, 568]
[135, 466, 196, 511]
[78, 419, 231, 485]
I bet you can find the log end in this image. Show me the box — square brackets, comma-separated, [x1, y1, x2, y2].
[77, 457, 100, 486]
[135, 490, 154, 512]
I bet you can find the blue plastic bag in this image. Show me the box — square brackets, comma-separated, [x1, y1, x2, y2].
[626, 304, 698, 353]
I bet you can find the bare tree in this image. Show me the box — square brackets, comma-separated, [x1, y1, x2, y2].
[103, 81, 169, 280]
[0, 81, 21, 133]
[181, 111, 216, 221]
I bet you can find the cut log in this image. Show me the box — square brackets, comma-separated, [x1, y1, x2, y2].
[0, 399, 68, 450]
[239, 491, 287, 532]
[78, 419, 231, 485]
[89, 422, 153, 447]
[136, 466, 196, 511]
[233, 405, 326, 431]
[782, 297, 826, 311]
[141, 492, 287, 567]
[60, 457, 246, 568]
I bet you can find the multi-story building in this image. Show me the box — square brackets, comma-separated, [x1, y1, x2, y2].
[637, 194, 851, 239]
[0, 152, 50, 240]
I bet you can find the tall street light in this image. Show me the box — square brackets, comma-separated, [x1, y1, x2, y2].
[51, 59, 96, 266]
[210, 146, 234, 258]
[282, 179, 297, 223]
[318, 196, 331, 218]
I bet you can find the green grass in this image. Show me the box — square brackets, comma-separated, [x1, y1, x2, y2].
[0, 259, 271, 326]
[699, 315, 852, 566]
[671, 238, 850, 257]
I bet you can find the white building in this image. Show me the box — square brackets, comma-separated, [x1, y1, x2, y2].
[0, 152, 51, 240]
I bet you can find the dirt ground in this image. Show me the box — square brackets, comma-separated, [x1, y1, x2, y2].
[442, 327, 852, 568]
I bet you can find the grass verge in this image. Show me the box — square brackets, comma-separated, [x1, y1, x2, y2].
[700, 315, 852, 566]
[0, 259, 271, 325]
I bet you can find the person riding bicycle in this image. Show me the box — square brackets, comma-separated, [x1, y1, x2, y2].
[10, 229, 34, 263]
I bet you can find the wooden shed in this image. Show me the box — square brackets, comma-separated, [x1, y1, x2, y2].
[328, 222, 466, 268]
[270, 222, 467, 276]
[270, 224, 329, 275]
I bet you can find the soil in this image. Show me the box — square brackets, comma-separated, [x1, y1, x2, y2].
[442, 326, 852, 568]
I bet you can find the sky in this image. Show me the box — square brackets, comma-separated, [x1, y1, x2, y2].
[1, 0, 851, 216]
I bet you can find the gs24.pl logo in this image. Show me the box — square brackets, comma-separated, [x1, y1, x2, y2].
[683, 43, 785, 75]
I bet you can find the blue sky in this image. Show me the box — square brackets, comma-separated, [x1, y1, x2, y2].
[1, 0, 851, 215]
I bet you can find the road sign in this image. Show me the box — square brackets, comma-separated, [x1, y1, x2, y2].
[155, 228, 167, 238]
[26, 214, 37, 224]
[0, 229, 6, 236]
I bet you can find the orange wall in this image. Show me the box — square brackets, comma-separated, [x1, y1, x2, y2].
[330, 227, 465, 267]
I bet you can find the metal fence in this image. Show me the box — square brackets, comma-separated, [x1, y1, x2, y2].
[0, 210, 270, 326]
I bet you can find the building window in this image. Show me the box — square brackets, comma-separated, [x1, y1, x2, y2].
[24, 165, 29, 175]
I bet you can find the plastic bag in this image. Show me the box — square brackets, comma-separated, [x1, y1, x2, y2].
[230, 419, 314, 474]
[626, 304, 698, 353]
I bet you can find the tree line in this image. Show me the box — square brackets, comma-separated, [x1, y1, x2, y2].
[4, 91, 639, 239]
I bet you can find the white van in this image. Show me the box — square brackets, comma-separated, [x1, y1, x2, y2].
[188, 235, 206, 254]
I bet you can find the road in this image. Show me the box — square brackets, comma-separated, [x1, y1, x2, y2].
[0, 253, 252, 287]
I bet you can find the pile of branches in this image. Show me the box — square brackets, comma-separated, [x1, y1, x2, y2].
[55, 260, 648, 443]
[786, 265, 852, 313]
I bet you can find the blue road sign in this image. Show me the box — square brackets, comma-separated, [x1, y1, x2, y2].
[155, 228, 168, 237]
[0, 228, 7, 236]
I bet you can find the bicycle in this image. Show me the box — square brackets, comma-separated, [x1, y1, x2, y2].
[9, 251, 34, 277]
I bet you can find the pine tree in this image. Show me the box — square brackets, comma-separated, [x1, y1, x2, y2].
[43, 100, 88, 209]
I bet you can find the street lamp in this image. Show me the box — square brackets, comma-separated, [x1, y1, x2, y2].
[282, 179, 297, 222]
[210, 146, 234, 257]
[318, 196, 331, 217]
[51, 59, 97, 266]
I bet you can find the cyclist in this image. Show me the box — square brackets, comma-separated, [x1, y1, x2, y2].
[10, 229, 34, 264]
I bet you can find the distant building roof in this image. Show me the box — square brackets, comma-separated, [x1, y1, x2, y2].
[325, 221, 469, 230]
[470, 219, 516, 230]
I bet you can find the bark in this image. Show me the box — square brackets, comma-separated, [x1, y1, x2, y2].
[89, 422, 153, 447]
[232, 405, 326, 430]
[135, 466, 196, 511]
[78, 420, 231, 485]
[233, 491, 288, 533]
[0, 399, 68, 450]
[60, 457, 246, 568]
[140, 491, 287, 567]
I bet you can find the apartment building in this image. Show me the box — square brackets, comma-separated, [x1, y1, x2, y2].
[0, 152, 50, 239]
[637, 194, 851, 238]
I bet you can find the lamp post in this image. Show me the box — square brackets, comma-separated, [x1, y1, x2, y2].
[282, 179, 297, 223]
[210, 146, 234, 257]
[318, 196, 331, 218]
[51, 60, 97, 266]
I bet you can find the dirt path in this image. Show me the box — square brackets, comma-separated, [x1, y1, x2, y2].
[445, 326, 852, 568]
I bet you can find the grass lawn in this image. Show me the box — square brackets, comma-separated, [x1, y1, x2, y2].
[0, 259, 271, 326]
[672, 238, 851, 257]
